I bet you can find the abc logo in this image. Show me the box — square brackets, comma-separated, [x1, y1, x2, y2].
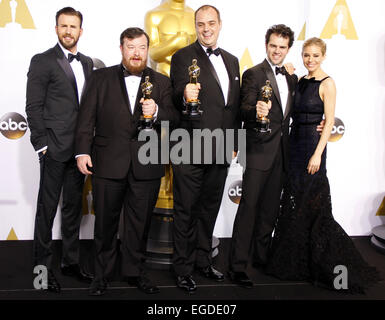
[329, 117, 345, 142]
[228, 180, 242, 204]
[0, 112, 28, 140]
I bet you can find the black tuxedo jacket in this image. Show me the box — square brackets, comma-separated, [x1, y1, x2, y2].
[170, 41, 241, 164]
[75, 65, 177, 180]
[26, 44, 93, 162]
[241, 59, 297, 172]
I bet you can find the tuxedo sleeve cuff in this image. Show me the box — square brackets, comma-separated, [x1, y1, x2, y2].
[75, 154, 89, 159]
[36, 146, 47, 153]
[153, 104, 159, 120]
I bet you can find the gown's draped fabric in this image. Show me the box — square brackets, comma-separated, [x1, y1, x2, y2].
[265, 77, 381, 293]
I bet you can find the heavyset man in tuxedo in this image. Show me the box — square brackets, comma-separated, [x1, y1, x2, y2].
[229, 25, 298, 288]
[75, 27, 177, 296]
[25, 7, 94, 293]
[170, 5, 241, 293]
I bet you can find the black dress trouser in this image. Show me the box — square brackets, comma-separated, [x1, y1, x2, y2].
[33, 152, 84, 270]
[91, 171, 161, 281]
[230, 150, 284, 272]
[172, 163, 228, 276]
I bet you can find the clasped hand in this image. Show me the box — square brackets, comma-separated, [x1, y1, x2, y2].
[184, 83, 201, 101]
[140, 98, 156, 117]
[256, 100, 272, 118]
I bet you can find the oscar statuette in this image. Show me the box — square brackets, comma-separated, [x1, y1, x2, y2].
[256, 80, 272, 133]
[138, 76, 154, 131]
[183, 59, 203, 119]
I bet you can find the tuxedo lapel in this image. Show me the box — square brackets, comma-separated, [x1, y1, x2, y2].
[132, 68, 151, 120]
[262, 59, 282, 109]
[117, 64, 132, 115]
[80, 55, 92, 79]
[54, 44, 79, 104]
[220, 51, 234, 106]
[79, 54, 92, 99]
[193, 41, 222, 94]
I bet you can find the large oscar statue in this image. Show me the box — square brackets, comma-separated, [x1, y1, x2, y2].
[145, 0, 196, 76]
[144, 0, 196, 269]
[371, 196, 385, 255]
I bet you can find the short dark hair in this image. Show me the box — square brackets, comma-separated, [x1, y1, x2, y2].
[120, 27, 150, 46]
[195, 5, 221, 23]
[55, 7, 83, 27]
[265, 24, 295, 48]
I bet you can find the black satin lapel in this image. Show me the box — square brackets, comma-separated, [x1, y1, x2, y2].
[133, 68, 150, 119]
[80, 57, 91, 79]
[55, 46, 79, 103]
[283, 74, 295, 119]
[221, 51, 233, 106]
[263, 60, 282, 109]
[117, 65, 132, 114]
[193, 42, 222, 92]
[79, 57, 92, 99]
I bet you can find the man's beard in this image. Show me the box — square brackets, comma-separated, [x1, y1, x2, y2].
[58, 34, 79, 51]
[122, 57, 147, 75]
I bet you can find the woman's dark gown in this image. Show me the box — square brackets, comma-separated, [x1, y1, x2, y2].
[265, 77, 381, 293]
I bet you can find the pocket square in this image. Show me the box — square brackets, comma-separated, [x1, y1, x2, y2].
[235, 76, 239, 80]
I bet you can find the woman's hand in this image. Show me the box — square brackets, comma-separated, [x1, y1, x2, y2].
[284, 63, 296, 75]
[307, 153, 321, 175]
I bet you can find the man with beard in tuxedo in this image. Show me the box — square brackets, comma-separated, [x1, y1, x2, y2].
[75, 27, 177, 296]
[26, 7, 93, 293]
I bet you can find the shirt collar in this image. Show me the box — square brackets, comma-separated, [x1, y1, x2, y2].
[266, 57, 283, 71]
[200, 43, 219, 56]
[58, 42, 78, 60]
[122, 64, 143, 78]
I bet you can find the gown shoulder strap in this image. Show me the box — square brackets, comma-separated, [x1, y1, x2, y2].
[320, 76, 330, 82]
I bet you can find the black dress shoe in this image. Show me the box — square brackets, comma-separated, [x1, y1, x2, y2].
[176, 275, 197, 293]
[252, 261, 266, 272]
[47, 270, 61, 293]
[228, 271, 253, 288]
[89, 279, 107, 296]
[197, 265, 224, 281]
[127, 276, 160, 294]
[61, 264, 93, 283]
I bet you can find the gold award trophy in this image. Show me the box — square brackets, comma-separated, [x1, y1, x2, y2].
[145, 0, 196, 76]
[145, 0, 196, 210]
[256, 80, 272, 133]
[183, 59, 203, 118]
[139, 76, 154, 131]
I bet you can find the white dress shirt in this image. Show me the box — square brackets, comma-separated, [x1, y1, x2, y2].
[125, 75, 142, 114]
[124, 72, 158, 117]
[267, 58, 289, 116]
[201, 44, 229, 105]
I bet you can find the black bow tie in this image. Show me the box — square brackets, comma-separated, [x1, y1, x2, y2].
[122, 65, 142, 78]
[122, 66, 131, 77]
[275, 66, 286, 76]
[68, 53, 80, 62]
[206, 47, 221, 56]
